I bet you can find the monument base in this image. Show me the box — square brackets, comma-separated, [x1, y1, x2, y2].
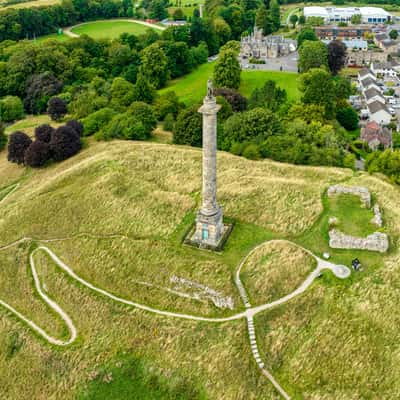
[184, 211, 233, 252]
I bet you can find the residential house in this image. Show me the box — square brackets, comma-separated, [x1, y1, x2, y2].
[358, 68, 376, 82]
[364, 87, 386, 104]
[367, 101, 392, 124]
[360, 120, 392, 149]
[360, 76, 381, 91]
[371, 60, 400, 77]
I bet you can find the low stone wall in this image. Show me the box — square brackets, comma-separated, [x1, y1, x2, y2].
[329, 229, 389, 253]
[372, 204, 383, 227]
[327, 185, 371, 208]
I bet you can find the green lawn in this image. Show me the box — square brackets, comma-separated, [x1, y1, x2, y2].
[159, 62, 300, 105]
[34, 32, 71, 43]
[71, 20, 157, 39]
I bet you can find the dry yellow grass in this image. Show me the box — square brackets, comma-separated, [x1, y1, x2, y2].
[0, 151, 25, 188]
[241, 241, 316, 305]
[1, 140, 399, 399]
[0, 141, 352, 247]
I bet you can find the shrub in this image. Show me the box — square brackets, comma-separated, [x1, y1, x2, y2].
[50, 125, 81, 161]
[127, 102, 157, 133]
[35, 124, 54, 143]
[66, 119, 84, 136]
[25, 72, 63, 114]
[0, 96, 24, 122]
[95, 114, 148, 141]
[154, 91, 181, 120]
[242, 143, 261, 160]
[0, 123, 7, 151]
[163, 113, 175, 131]
[173, 105, 202, 147]
[83, 108, 117, 136]
[214, 88, 247, 112]
[7, 131, 32, 164]
[47, 97, 68, 121]
[337, 106, 359, 131]
[24, 140, 51, 167]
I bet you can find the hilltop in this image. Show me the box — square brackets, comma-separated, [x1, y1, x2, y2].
[0, 140, 400, 399]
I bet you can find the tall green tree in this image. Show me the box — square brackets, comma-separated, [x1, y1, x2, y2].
[299, 68, 336, 119]
[298, 40, 328, 72]
[327, 40, 347, 75]
[270, 0, 280, 31]
[289, 14, 298, 28]
[139, 43, 169, 89]
[214, 49, 241, 89]
[132, 72, 156, 103]
[256, 4, 273, 35]
[297, 27, 317, 47]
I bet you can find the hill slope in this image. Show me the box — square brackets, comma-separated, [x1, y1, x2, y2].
[0, 141, 399, 399]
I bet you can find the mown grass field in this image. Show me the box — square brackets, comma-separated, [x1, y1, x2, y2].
[159, 62, 300, 105]
[0, 140, 399, 399]
[71, 20, 158, 39]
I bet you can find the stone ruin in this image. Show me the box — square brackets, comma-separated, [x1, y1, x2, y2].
[327, 184, 371, 208]
[372, 204, 383, 227]
[329, 229, 389, 253]
[327, 184, 389, 253]
[170, 275, 234, 310]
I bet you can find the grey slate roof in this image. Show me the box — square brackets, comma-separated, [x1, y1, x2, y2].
[364, 87, 384, 100]
[368, 100, 390, 114]
[359, 68, 374, 78]
[361, 77, 377, 88]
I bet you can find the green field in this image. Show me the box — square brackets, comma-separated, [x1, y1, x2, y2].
[34, 32, 71, 43]
[71, 20, 159, 39]
[159, 62, 300, 105]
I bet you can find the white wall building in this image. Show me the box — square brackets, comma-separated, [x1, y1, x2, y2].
[304, 7, 391, 24]
[368, 101, 392, 125]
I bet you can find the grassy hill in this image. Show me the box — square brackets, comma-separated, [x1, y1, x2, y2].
[0, 140, 399, 399]
[159, 62, 301, 106]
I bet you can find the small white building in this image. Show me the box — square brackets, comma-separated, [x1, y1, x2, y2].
[368, 100, 392, 124]
[304, 6, 391, 24]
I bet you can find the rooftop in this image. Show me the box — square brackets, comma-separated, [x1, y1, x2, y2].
[368, 100, 390, 114]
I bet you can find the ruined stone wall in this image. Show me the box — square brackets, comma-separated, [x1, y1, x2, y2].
[329, 229, 389, 253]
[327, 185, 371, 208]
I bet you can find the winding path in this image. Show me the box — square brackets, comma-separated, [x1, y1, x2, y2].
[63, 18, 165, 38]
[0, 186, 351, 399]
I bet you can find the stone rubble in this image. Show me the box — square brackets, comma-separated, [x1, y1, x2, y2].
[170, 275, 234, 310]
[327, 185, 371, 208]
[329, 229, 389, 253]
[372, 204, 383, 227]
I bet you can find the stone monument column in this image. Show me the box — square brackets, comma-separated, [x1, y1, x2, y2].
[192, 80, 225, 247]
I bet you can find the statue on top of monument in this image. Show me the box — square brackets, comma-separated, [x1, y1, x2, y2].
[206, 79, 214, 100]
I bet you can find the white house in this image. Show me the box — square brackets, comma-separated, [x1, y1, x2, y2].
[368, 101, 392, 124]
[364, 87, 386, 105]
[371, 61, 400, 77]
[303, 6, 391, 24]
